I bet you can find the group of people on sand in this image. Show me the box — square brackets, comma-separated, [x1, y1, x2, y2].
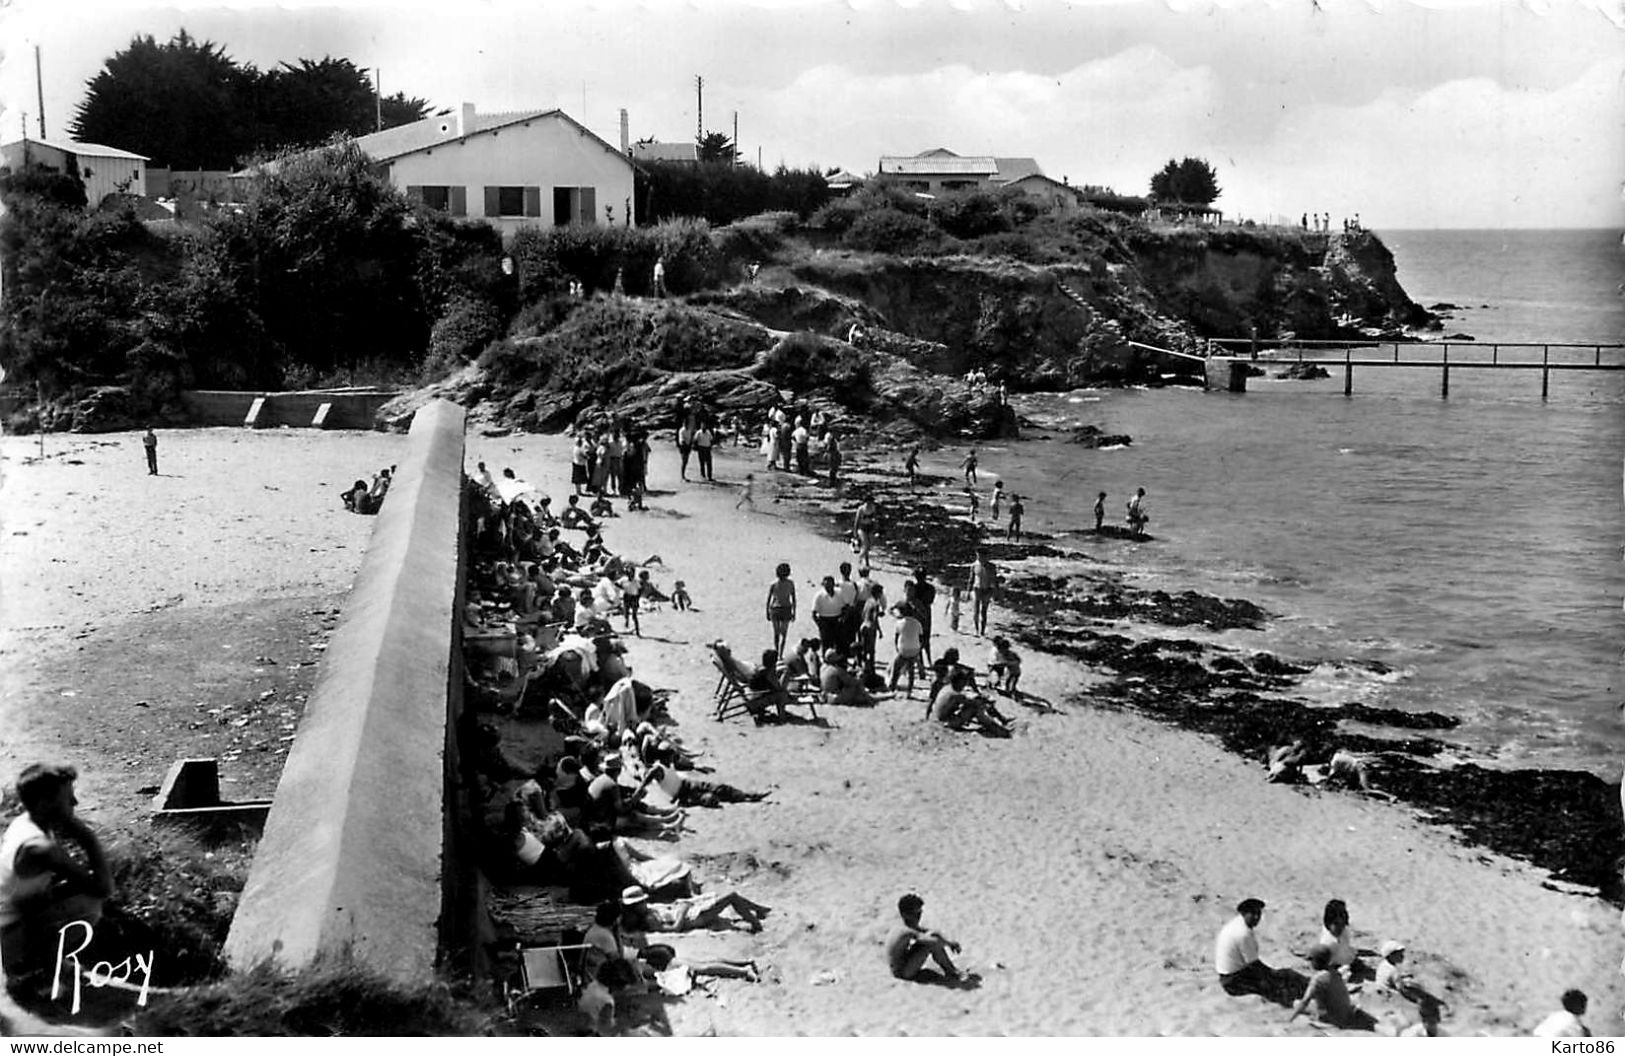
[460, 453, 772, 1035]
[755, 553, 1016, 736]
[1215, 896, 1594, 1036]
[757, 406, 844, 486]
[567, 419, 652, 510]
[341, 464, 395, 515]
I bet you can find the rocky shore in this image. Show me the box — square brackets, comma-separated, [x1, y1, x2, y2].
[784, 447, 1625, 905]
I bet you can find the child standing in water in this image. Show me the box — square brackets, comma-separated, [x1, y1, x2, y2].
[967, 488, 980, 522]
[989, 480, 1004, 521]
[1094, 491, 1107, 531]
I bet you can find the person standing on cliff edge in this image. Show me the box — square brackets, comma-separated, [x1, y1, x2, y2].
[142, 426, 159, 475]
[652, 255, 667, 297]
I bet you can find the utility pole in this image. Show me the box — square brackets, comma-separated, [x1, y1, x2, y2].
[374, 68, 382, 131]
[35, 45, 45, 137]
[695, 75, 703, 141]
[732, 110, 738, 165]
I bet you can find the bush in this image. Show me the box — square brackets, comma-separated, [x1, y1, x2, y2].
[714, 211, 797, 272]
[509, 219, 723, 302]
[935, 191, 1010, 240]
[843, 209, 942, 255]
[758, 330, 869, 389]
[428, 296, 505, 364]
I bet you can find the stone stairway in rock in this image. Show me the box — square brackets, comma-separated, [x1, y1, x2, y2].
[1050, 272, 1092, 311]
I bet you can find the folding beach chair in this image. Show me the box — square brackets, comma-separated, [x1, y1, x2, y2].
[508, 942, 593, 1009]
[708, 642, 820, 723]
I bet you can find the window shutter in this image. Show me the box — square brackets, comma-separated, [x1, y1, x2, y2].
[450, 186, 466, 217]
[484, 186, 499, 217]
[405, 185, 423, 202]
[580, 187, 596, 225]
[524, 186, 541, 218]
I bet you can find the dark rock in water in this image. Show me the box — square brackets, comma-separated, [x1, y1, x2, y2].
[1442, 333, 1475, 341]
[1274, 362, 1330, 380]
[1339, 702, 1457, 730]
[1428, 302, 1462, 312]
[1210, 656, 1248, 672]
[1251, 652, 1311, 676]
[1091, 525, 1153, 541]
[1067, 425, 1133, 447]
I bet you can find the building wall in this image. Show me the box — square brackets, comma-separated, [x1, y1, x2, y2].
[387, 116, 637, 240]
[0, 140, 147, 205]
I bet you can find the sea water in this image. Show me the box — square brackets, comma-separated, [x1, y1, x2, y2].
[978, 229, 1625, 777]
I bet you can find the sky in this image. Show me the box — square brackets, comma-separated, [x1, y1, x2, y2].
[0, 0, 1620, 229]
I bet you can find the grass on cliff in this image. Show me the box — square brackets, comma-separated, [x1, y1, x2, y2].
[128, 956, 493, 1036]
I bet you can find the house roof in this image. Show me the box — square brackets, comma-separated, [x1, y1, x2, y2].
[347, 107, 634, 171]
[631, 141, 699, 163]
[878, 155, 998, 176]
[1, 136, 149, 161]
[825, 168, 865, 187]
[1006, 173, 1074, 193]
[989, 157, 1043, 183]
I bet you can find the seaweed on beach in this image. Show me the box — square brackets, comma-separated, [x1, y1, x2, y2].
[808, 447, 1625, 905]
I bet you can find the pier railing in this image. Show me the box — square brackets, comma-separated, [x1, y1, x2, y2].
[1203, 338, 1625, 398]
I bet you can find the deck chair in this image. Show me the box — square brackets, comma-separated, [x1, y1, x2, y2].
[708, 642, 820, 723]
[508, 942, 593, 1009]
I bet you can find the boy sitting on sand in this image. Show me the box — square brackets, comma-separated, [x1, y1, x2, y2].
[987, 636, 1022, 696]
[671, 580, 692, 611]
[885, 893, 962, 982]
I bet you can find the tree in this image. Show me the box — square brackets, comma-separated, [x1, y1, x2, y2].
[696, 131, 737, 165]
[1149, 157, 1221, 206]
[69, 31, 433, 171]
[70, 31, 256, 170]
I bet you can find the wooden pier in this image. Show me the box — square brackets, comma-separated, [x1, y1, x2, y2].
[1204, 338, 1625, 398]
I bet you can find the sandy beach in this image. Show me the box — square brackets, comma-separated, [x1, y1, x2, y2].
[1, 424, 1617, 1036]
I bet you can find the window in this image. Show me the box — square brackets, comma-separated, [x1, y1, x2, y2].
[552, 186, 598, 226]
[483, 185, 540, 218]
[406, 185, 466, 216]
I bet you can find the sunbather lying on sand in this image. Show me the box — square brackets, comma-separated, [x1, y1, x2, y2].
[621, 884, 771, 934]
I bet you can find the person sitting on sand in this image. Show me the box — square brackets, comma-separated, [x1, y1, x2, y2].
[561, 494, 599, 531]
[930, 668, 1011, 736]
[778, 638, 821, 691]
[987, 636, 1022, 696]
[819, 650, 877, 707]
[671, 580, 692, 611]
[585, 753, 682, 839]
[645, 762, 767, 809]
[1289, 943, 1371, 1028]
[886, 893, 962, 982]
[0, 763, 116, 996]
[343, 478, 373, 514]
[1268, 740, 1312, 783]
[1373, 940, 1417, 997]
[621, 884, 771, 935]
[1214, 898, 1275, 998]
[589, 493, 615, 519]
[1532, 989, 1591, 1037]
[1318, 899, 1360, 977]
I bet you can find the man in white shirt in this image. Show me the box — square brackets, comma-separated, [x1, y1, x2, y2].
[1214, 898, 1273, 998]
[1532, 989, 1591, 1037]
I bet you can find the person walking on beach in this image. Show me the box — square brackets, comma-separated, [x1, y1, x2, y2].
[1126, 486, 1148, 539]
[694, 417, 715, 483]
[852, 496, 877, 566]
[960, 448, 979, 487]
[736, 473, 757, 511]
[904, 446, 920, 485]
[968, 550, 998, 636]
[1006, 494, 1025, 543]
[142, 426, 159, 475]
[885, 894, 962, 982]
[676, 411, 696, 482]
[1094, 491, 1107, 532]
[765, 563, 797, 658]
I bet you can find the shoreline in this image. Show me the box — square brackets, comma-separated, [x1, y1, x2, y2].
[1, 425, 1618, 1035]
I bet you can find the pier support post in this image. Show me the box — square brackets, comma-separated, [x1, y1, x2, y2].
[1542, 346, 1550, 400]
[1344, 349, 1352, 396]
[1441, 346, 1449, 398]
[1204, 357, 1247, 393]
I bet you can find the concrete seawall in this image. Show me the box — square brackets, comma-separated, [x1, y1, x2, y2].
[180, 389, 401, 429]
[222, 400, 465, 983]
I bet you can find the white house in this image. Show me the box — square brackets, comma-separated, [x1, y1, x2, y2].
[0, 137, 149, 207]
[348, 104, 637, 238]
[876, 148, 1044, 195]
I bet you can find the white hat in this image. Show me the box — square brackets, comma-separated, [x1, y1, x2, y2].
[621, 885, 648, 906]
[1379, 940, 1405, 958]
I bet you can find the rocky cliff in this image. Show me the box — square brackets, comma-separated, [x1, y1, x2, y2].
[380, 223, 1431, 438]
